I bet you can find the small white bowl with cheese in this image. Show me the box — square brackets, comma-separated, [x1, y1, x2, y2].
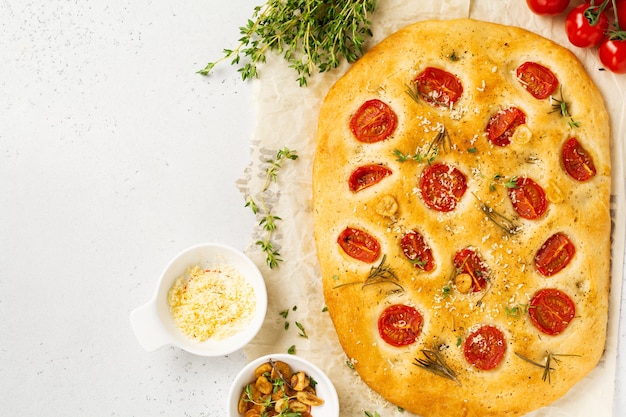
[130, 242, 267, 356]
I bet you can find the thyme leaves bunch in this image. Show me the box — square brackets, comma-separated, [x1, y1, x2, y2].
[394, 126, 451, 165]
[199, 0, 378, 86]
[246, 147, 298, 268]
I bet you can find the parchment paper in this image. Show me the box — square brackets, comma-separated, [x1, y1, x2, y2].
[236, 1, 626, 415]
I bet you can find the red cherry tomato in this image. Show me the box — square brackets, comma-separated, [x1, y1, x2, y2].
[516, 62, 559, 99]
[349, 99, 398, 143]
[454, 248, 490, 293]
[464, 325, 506, 370]
[535, 232, 576, 276]
[508, 177, 548, 220]
[337, 227, 381, 263]
[401, 230, 435, 272]
[348, 164, 392, 192]
[526, 0, 571, 15]
[565, 4, 609, 48]
[529, 288, 576, 335]
[419, 163, 468, 212]
[562, 137, 596, 182]
[414, 67, 463, 108]
[486, 107, 527, 147]
[599, 37, 626, 74]
[378, 304, 423, 347]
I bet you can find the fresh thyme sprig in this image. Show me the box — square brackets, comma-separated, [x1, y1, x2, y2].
[246, 147, 298, 268]
[413, 344, 461, 386]
[199, 0, 378, 86]
[550, 87, 581, 128]
[505, 303, 530, 318]
[515, 351, 581, 383]
[489, 174, 519, 192]
[393, 126, 451, 165]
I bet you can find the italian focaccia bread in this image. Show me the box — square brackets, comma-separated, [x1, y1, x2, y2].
[312, 18, 611, 417]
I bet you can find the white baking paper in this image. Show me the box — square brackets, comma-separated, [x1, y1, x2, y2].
[236, 1, 626, 416]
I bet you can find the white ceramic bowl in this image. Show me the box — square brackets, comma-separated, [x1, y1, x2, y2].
[227, 353, 339, 417]
[130, 242, 267, 356]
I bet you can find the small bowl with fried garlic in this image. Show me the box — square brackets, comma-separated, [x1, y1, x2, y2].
[227, 353, 339, 417]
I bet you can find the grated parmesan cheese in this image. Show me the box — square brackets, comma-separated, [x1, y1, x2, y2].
[167, 264, 256, 341]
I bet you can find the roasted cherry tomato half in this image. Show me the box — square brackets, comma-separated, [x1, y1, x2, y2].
[378, 304, 423, 347]
[454, 248, 490, 293]
[337, 227, 381, 263]
[348, 164, 392, 192]
[419, 163, 468, 212]
[486, 107, 527, 147]
[599, 37, 626, 74]
[529, 288, 576, 335]
[464, 325, 507, 370]
[535, 232, 576, 276]
[526, 0, 570, 15]
[349, 99, 398, 143]
[401, 230, 435, 272]
[516, 61, 559, 99]
[414, 67, 463, 108]
[508, 177, 548, 220]
[562, 137, 596, 182]
[565, 4, 609, 48]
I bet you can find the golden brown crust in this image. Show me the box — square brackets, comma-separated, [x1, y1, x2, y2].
[313, 19, 610, 417]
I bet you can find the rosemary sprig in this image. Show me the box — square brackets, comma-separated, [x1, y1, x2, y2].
[550, 86, 580, 128]
[474, 193, 520, 235]
[333, 254, 404, 292]
[515, 351, 580, 383]
[246, 147, 298, 268]
[413, 344, 461, 386]
[199, 0, 378, 86]
[405, 82, 422, 105]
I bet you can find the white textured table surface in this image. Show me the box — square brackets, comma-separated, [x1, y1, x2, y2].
[1, 1, 624, 416]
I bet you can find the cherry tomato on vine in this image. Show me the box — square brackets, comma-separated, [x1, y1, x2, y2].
[599, 37, 626, 74]
[565, 4, 609, 48]
[526, 0, 570, 15]
[617, 0, 626, 29]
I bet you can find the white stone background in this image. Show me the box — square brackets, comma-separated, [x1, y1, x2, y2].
[1, 1, 625, 416]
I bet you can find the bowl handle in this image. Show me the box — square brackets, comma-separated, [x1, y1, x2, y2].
[130, 300, 173, 352]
